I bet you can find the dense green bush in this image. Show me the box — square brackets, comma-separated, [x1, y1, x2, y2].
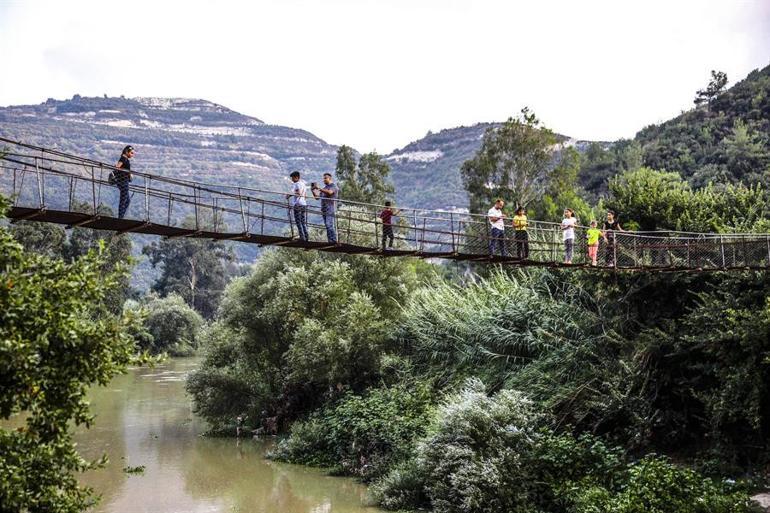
[271, 382, 435, 480]
[605, 167, 768, 232]
[396, 270, 614, 391]
[127, 294, 204, 356]
[187, 246, 429, 429]
[566, 455, 757, 513]
[372, 380, 755, 513]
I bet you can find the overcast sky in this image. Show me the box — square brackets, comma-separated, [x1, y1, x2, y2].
[0, 0, 768, 153]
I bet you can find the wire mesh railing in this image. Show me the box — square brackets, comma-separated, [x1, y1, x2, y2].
[1, 136, 770, 270]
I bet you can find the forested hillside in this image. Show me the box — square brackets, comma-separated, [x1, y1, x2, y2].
[581, 63, 770, 195]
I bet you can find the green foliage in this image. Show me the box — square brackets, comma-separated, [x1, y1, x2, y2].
[529, 146, 594, 223]
[695, 70, 729, 108]
[0, 195, 142, 512]
[142, 228, 234, 319]
[462, 108, 558, 212]
[396, 270, 612, 391]
[637, 63, 770, 186]
[606, 167, 768, 231]
[9, 220, 66, 257]
[626, 273, 770, 463]
[187, 247, 426, 428]
[271, 382, 435, 480]
[373, 380, 754, 513]
[415, 380, 542, 513]
[567, 455, 756, 513]
[10, 215, 134, 313]
[336, 145, 395, 204]
[578, 140, 643, 197]
[127, 294, 204, 356]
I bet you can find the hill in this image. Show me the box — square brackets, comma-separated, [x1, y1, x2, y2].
[385, 124, 597, 211]
[638, 63, 770, 186]
[0, 95, 339, 192]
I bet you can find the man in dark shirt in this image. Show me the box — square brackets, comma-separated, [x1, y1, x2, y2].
[312, 173, 338, 243]
[115, 145, 134, 219]
[378, 201, 399, 250]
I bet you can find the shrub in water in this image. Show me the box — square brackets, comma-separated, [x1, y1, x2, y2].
[271, 382, 434, 480]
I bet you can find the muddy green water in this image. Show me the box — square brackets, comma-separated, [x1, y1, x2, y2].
[70, 358, 382, 513]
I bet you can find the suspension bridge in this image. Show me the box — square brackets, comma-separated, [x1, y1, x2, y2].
[1, 136, 769, 272]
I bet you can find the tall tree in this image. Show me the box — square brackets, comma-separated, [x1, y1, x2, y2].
[336, 146, 395, 204]
[335, 145, 357, 183]
[461, 108, 557, 212]
[143, 234, 234, 319]
[694, 70, 728, 109]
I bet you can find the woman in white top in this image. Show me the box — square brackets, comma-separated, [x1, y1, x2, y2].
[561, 208, 577, 264]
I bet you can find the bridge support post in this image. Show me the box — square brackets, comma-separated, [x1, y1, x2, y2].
[421, 218, 427, 252]
[68, 176, 75, 211]
[34, 157, 44, 209]
[720, 236, 726, 268]
[374, 210, 379, 249]
[260, 202, 265, 235]
[90, 165, 97, 215]
[144, 177, 150, 222]
[287, 198, 294, 239]
[766, 236, 770, 266]
[191, 187, 198, 231]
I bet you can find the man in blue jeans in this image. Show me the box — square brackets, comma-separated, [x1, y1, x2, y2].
[287, 171, 309, 241]
[312, 173, 338, 243]
[487, 198, 507, 257]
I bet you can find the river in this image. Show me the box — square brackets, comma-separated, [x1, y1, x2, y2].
[71, 358, 383, 513]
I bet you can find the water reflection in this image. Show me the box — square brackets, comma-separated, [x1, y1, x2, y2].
[73, 358, 380, 513]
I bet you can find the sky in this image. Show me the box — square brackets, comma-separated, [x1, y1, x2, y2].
[0, 0, 769, 153]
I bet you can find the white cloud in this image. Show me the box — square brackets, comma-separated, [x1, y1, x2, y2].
[0, 0, 768, 152]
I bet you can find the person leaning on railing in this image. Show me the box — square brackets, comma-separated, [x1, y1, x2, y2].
[512, 206, 529, 259]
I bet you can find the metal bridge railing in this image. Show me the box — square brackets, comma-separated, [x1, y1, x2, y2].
[1, 136, 770, 270]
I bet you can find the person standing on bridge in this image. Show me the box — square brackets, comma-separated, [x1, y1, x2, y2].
[512, 206, 529, 259]
[561, 208, 577, 264]
[311, 173, 338, 244]
[487, 199, 507, 257]
[378, 201, 399, 250]
[287, 171, 309, 241]
[602, 210, 624, 266]
[586, 220, 602, 266]
[114, 145, 134, 219]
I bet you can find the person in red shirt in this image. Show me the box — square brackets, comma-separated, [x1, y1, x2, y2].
[378, 201, 399, 250]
